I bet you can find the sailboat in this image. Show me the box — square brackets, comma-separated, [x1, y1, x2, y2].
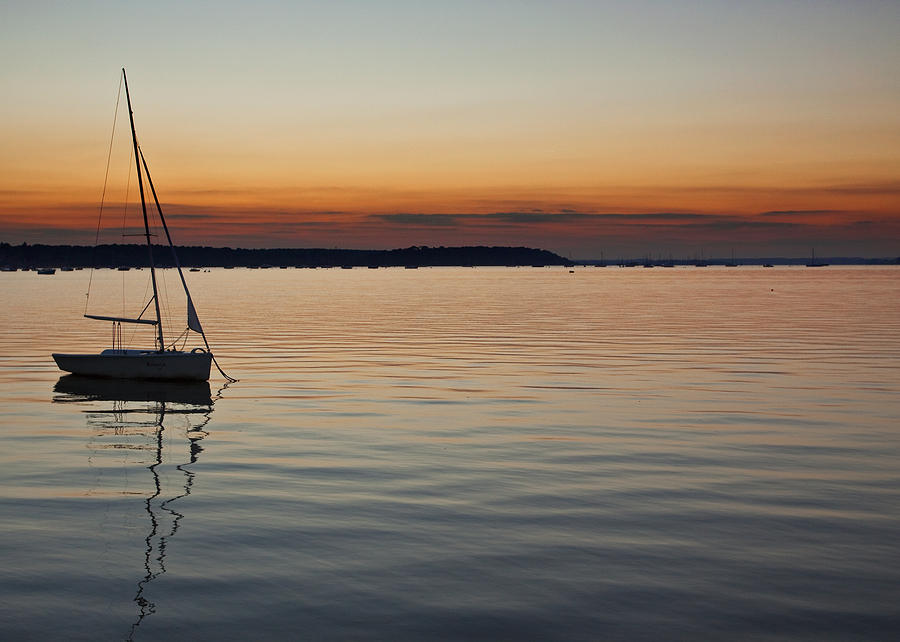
[805, 248, 828, 267]
[53, 69, 231, 382]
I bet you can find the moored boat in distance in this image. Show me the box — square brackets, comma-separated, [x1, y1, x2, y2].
[806, 248, 828, 267]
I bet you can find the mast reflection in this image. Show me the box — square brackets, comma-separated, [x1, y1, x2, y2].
[53, 375, 220, 640]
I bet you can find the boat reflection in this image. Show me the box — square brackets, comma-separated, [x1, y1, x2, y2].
[53, 375, 220, 640]
[54, 374, 213, 406]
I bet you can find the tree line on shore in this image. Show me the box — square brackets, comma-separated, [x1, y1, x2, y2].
[0, 243, 568, 269]
[3, 242, 898, 269]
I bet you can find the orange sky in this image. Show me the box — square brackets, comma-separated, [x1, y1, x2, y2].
[2, 1, 898, 258]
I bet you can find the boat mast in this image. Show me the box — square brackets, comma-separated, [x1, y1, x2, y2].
[139, 148, 204, 335]
[122, 68, 165, 351]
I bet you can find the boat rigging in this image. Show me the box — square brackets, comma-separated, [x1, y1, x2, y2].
[53, 68, 235, 382]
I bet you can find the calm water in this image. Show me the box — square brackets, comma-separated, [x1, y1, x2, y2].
[1, 266, 899, 640]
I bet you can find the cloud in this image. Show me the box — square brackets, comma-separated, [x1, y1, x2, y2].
[602, 212, 709, 221]
[483, 212, 593, 223]
[3, 193, 896, 257]
[220, 219, 337, 229]
[163, 212, 216, 220]
[700, 219, 800, 231]
[374, 210, 715, 227]
[820, 182, 900, 196]
[378, 213, 461, 226]
[758, 210, 844, 217]
[161, 204, 351, 220]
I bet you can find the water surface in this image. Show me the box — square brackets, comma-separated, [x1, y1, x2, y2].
[1, 266, 899, 640]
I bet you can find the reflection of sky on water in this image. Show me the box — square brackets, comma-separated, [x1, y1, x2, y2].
[1, 268, 897, 640]
[52, 376, 220, 640]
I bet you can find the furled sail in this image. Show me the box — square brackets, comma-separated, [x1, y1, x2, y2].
[187, 297, 203, 333]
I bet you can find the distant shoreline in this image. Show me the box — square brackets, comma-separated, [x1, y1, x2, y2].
[1, 242, 897, 269]
[0, 243, 568, 269]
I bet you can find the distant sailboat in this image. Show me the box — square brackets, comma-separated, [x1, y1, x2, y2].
[53, 69, 233, 382]
[806, 248, 828, 267]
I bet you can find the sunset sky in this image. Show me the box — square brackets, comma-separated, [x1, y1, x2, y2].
[2, 1, 898, 258]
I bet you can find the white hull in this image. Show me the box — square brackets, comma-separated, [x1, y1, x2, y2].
[52, 349, 212, 381]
